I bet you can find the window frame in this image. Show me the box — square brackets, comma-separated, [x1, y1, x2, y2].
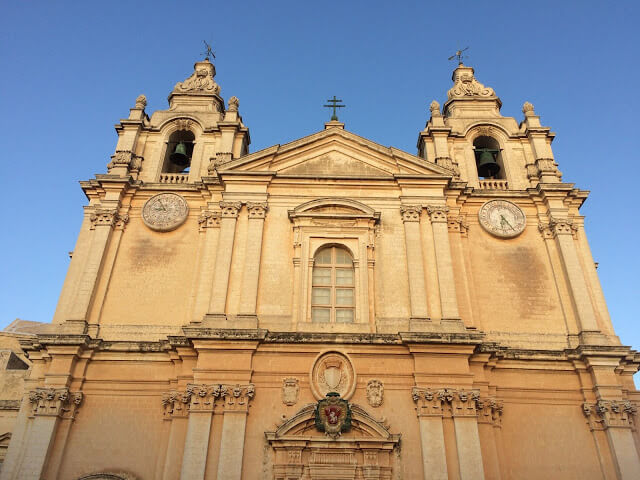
[311, 246, 355, 324]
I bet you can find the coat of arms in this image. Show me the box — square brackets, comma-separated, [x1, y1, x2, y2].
[314, 392, 351, 439]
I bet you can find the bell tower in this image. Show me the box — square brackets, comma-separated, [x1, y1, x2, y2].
[417, 63, 561, 190]
[107, 57, 250, 184]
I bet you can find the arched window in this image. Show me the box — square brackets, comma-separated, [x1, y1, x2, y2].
[311, 246, 355, 323]
[473, 135, 504, 179]
[162, 130, 195, 173]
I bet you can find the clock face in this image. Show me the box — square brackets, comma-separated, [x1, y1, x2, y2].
[478, 200, 526, 238]
[142, 193, 189, 232]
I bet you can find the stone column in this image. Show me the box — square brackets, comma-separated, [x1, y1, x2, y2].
[191, 211, 221, 322]
[179, 385, 217, 480]
[161, 390, 191, 480]
[583, 400, 640, 479]
[4, 388, 83, 480]
[239, 202, 268, 318]
[208, 202, 241, 316]
[426, 206, 460, 320]
[542, 218, 599, 332]
[476, 398, 504, 480]
[68, 208, 127, 323]
[216, 384, 255, 480]
[449, 389, 485, 480]
[412, 388, 448, 480]
[400, 205, 429, 320]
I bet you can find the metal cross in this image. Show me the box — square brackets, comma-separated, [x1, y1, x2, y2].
[202, 40, 215, 61]
[448, 47, 469, 65]
[323, 96, 345, 121]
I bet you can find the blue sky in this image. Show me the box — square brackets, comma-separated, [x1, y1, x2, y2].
[1, 1, 638, 364]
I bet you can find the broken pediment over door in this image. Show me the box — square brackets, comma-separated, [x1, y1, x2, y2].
[265, 403, 400, 480]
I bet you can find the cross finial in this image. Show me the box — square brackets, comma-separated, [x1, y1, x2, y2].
[448, 47, 469, 65]
[202, 40, 215, 61]
[323, 96, 346, 121]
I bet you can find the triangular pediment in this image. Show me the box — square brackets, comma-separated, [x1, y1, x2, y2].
[218, 127, 453, 177]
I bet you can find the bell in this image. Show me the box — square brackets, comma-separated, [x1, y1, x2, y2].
[475, 149, 500, 178]
[170, 142, 190, 166]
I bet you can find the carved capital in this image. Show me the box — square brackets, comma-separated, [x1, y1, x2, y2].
[28, 387, 83, 418]
[162, 390, 191, 418]
[426, 205, 449, 223]
[107, 150, 142, 174]
[219, 383, 255, 413]
[400, 205, 422, 222]
[247, 202, 268, 219]
[219, 201, 242, 218]
[450, 389, 480, 417]
[526, 162, 540, 180]
[477, 397, 503, 426]
[583, 400, 637, 430]
[198, 210, 221, 231]
[412, 388, 444, 417]
[539, 217, 577, 239]
[90, 208, 127, 230]
[447, 215, 469, 235]
[186, 383, 220, 412]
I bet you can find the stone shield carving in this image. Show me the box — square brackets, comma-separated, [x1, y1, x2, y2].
[282, 377, 299, 406]
[310, 351, 356, 401]
[366, 379, 384, 407]
[314, 393, 352, 439]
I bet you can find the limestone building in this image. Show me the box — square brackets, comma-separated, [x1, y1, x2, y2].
[1, 56, 639, 480]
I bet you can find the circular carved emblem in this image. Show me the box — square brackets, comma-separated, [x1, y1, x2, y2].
[310, 351, 356, 401]
[478, 199, 526, 238]
[142, 193, 189, 232]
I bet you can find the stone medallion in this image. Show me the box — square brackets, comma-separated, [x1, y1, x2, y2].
[478, 199, 526, 238]
[142, 193, 189, 232]
[310, 351, 356, 401]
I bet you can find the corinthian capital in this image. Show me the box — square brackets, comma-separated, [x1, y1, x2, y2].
[198, 210, 221, 230]
[247, 202, 268, 219]
[583, 400, 637, 430]
[219, 383, 255, 412]
[90, 208, 128, 230]
[28, 387, 83, 418]
[400, 205, 422, 222]
[426, 205, 449, 223]
[219, 201, 242, 218]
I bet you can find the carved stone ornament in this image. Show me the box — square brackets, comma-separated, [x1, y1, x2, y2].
[142, 193, 189, 232]
[539, 217, 577, 239]
[107, 150, 142, 173]
[314, 392, 352, 439]
[366, 379, 384, 407]
[522, 101, 535, 116]
[198, 210, 221, 231]
[228, 96, 239, 112]
[430, 100, 441, 116]
[163, 383, 255, 416]
[583, 400, 637, 430]
[174, 118, 193, 131]
[28, 387, 83, 418]
[310, 351, 356, 401]
[247, 202, 268, 219]
[173, 59, 220, 95]
[426, 205, 449, 223]
[447, 65, 496, 99]
[412, 387, 501, 424]
[135, 94, 147, 109]
[90, 208, 129, 230]
[219, 201, 242, 218]
[282, 377, 299, 406]
[478, 200, 526, 238]
[400, 205, 422, 222]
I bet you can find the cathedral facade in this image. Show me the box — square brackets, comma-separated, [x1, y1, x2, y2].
[1, 57, 639, 480]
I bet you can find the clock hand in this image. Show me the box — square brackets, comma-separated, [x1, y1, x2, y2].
[500, 214, 515, 230]
[159, 200, 167, 211]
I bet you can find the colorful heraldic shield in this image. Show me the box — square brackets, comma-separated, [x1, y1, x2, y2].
[314, 392, 352, 439]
